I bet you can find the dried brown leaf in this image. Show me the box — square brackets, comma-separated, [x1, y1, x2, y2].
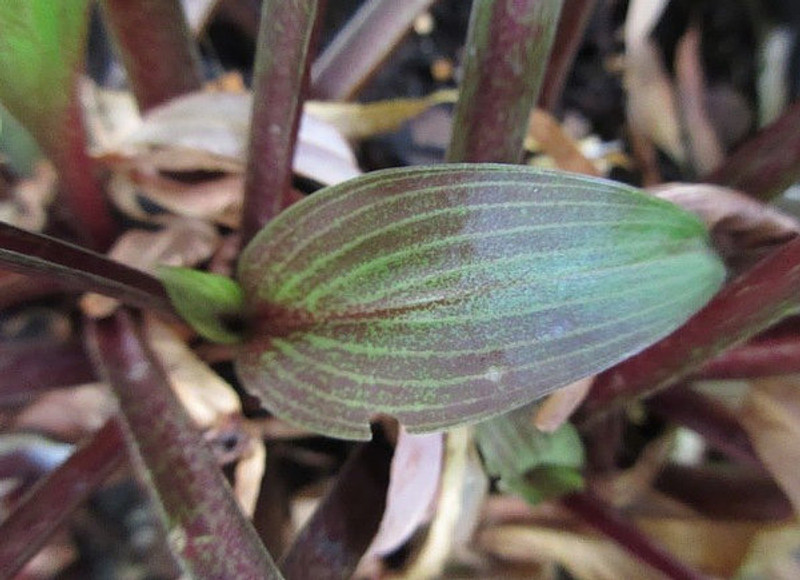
[534, 377, 594, 432]
[675, 25, 724, 175]
[739, 374, 800, 514]
[397, 428, 482, 579]
[478, 525, 664, 580]
[143, 315, 240, 428]
[737, 524, 800, 579]
[635, 517, 765, 578]
[109, 168, 243, 227]
[0, 162, 57, 232]
[527, 111, 600, 176]
[232, 432, 266, 518]
[99, 91, 360, 184]
[366, 430, 443, 557]
[625, 0, 686, 164]
[11, 384, 116, 442]
[80, 217, 219, 317]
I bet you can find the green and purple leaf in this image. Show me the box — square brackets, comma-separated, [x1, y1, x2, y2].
[236, 164, 725, 440]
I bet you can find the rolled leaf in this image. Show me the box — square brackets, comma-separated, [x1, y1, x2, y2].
[237, 164, 725, 439]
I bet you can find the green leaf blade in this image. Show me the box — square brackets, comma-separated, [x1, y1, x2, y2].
[237, 164, 726, 439]
[0, 1, 89, 152]
[157, 266, 245, 344]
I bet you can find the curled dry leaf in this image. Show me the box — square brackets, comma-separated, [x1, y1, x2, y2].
[739, 374, 800, 514]
[109, 168, 243, 227]
[81, 217, 219, 318]
[396, 428, 474, 579]
[624, 0, 686, 164]
[0, 161, 56, 232]
[365, 430, 444, 558]
[651, 183, 800, 272]
[98, 91, 360, 183]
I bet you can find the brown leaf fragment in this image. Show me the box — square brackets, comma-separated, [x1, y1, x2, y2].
[478, 525, 664, 580]
[81, 218, 219, 317]
[739, 374, 800, 515]
[231, 431, 266, 518]
[0, 162, 57, 232]
[365, 430, 443, 557]
[624, 0, 686, 164]
[143, 315, 241, 428]
[98, 91, 360, 184]
[109, 167, 243, 227]
[737, 524, 800, 580]
[11, 384, 116, 442]
[635, 517, 766, 578]
[534, 377, 594, 432]
[527, 110, 601, 176]
[675, 25, 724, 175]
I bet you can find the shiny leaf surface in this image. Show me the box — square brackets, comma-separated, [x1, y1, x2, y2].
[237, 164, 725, 439]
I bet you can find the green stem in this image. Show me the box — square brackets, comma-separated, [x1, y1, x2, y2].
[447, 0, 563, 163]
[100, 0, 203, 111]
[240, 0, 321, 247]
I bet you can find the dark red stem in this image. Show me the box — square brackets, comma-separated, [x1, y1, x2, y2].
[696, 335, 800, 379]
[649, 385, 762, 469]
[654, 464, 792, 521]
[240, 0, 321, 247]
[538, 0, 597, 111]
[100, 0, 203, 112]
[707, 99, 800, 200]
[584, 237, 800, 416]
[447, 0, 563, 163]
[279, 436, 393, 579]
[86, 311, 281, 578]
[0, 339, 95, 407]
[0, 221, 175, 316]
[50, 87, 116, 250]
[561, 492, 708, 580]
[0, 418, 126, 579]
[310, 0, 437, 100]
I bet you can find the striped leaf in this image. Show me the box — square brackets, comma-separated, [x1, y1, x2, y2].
[236, 164, 725, 439]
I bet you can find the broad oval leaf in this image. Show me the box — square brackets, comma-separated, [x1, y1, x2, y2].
[236, 164, 725, 440]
